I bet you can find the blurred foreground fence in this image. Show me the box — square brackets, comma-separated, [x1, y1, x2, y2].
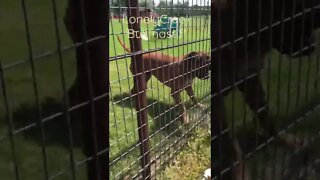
[212, 0, 320, 180]
[1, 0, 108, 179]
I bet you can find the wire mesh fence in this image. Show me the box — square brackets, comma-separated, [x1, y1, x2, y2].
[212, 0, 320, 179]
[109, 0, 211, 179]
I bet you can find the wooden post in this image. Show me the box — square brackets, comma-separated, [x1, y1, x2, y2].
[126, 0, 151, 179]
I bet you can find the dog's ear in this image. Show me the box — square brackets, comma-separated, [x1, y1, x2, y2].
[187, 51, 199, 60]
[183, 51, 200, 71]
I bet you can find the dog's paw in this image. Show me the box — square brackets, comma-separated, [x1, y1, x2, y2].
[277, 133, 309, 149]
[182, 112, 190, 124]
[196, 103, 206, 109]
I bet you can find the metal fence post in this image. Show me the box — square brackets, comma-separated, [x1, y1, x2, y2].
[126, 0, 151, 179]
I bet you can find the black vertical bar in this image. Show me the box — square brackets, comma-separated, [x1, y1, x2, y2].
[126, 0, 151, 179]
[212, 0, 224, 179]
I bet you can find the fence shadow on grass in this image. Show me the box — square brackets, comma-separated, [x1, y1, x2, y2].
[8, 97, 83, 148]
[112, 92, 184, 137]
[110, 93, 211, 169]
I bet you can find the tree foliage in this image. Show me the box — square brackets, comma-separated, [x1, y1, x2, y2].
[156, 0, 209, 17]
[110, 0, 154, 15]
[138, 0, 154, 9]
[110, 0, 210, 16]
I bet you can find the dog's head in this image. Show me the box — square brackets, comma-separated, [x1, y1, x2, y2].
[273, 0, 320, 57]
[185, 51, 211, 80]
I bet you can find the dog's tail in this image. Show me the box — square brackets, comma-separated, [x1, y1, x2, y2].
[116, 35, 131, 53]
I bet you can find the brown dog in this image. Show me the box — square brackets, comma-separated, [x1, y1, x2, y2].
[116, 35, 211, 124]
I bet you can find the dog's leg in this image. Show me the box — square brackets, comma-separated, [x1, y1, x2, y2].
[172, 90, 189, 124]
[130, 69, 152, 96]
[129, 62, 137, 96]
[237, 75, 275, 138]
[185, 85, 206, 109]
[212, 96, 243, 180]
